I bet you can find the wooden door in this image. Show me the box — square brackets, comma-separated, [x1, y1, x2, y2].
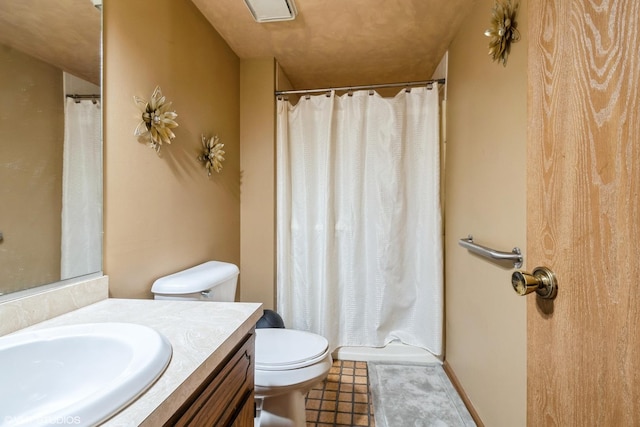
[528, 0, 640, 425]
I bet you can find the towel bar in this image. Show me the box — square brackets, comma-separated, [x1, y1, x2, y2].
[458, 235, 523, 268]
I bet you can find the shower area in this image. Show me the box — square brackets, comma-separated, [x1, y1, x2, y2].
[61, 79, 102, 281]
[274, 79, 445, 364]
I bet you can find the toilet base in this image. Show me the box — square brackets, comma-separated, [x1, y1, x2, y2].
[257, 390, 306, 427]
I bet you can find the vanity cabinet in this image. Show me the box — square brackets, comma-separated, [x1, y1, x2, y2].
[167, 331, 256, 427]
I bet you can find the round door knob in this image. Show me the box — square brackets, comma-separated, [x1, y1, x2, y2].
[511, 271, 539, 295]
[511, 266, 557, 299]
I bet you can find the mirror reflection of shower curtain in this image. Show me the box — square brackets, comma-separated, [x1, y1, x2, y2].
[276, 86, 443, 356]
[61, 98, 102, 280]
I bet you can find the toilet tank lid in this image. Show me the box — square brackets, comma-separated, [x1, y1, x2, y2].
[151, 261, 239, 294]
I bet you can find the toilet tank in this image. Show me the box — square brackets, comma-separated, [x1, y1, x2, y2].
[151, 261, 239, 302]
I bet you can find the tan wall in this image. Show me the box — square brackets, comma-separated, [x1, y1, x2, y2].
[0, 44, 63, 294]
[239, 58, 276, 308]
[275, 63, 295, 92]
[444, 0, 528, 425]
[103, 0, 240, 299]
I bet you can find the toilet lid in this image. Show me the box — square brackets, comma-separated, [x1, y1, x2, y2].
[255, 329, 329, 371]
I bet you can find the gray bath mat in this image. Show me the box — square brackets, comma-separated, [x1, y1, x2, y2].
[368, 362, 476, 427]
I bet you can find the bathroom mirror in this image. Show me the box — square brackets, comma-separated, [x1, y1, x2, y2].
[0, 0, 102, 296]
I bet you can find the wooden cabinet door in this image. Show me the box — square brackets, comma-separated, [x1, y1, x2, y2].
[231, 394, 255, 427]
[170, 333, 255, 427]
[527, 0, 640, 425]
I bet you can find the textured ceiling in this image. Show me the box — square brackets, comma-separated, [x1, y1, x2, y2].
[191, 0, 476, 89]
[0, 0, 474, 91]
[0, 0, 100, 85]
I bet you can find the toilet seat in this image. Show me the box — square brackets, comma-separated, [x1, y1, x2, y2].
[255, 329, 329, 371]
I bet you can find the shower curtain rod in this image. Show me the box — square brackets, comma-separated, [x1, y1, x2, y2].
[274, 78, 445, 96]
[66, 94, 101, 103]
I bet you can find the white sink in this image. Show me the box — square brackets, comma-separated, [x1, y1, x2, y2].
[0, 322, 172, 427]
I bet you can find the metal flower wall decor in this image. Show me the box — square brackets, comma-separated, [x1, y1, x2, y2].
[484, 0, 521, 66]
[198, 134, 225, 176]
[134, 86, 179, 152]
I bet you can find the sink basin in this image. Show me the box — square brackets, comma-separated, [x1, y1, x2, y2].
[0, 322, 172, 427]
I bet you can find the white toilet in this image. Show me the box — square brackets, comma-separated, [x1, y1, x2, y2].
[151, 261, 332, 427]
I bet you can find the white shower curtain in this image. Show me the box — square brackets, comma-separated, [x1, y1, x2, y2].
[276, 86, 443, 355]
[61, 98, 102, 280]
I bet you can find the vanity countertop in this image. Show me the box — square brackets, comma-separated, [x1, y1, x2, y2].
[17, 298, 262, 426]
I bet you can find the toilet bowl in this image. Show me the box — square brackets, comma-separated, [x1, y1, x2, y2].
[254, 328, 332, 426]
[151, 261, 332, 427]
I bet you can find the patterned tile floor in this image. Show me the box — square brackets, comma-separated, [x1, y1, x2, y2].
[305, 360, 375, 427]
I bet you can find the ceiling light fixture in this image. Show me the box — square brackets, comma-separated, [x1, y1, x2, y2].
[243, 0, 298, 23]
